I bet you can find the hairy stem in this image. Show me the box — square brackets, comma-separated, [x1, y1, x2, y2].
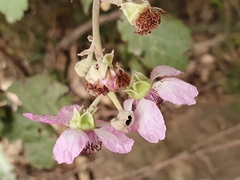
[101, 0, 122, 6]
[89, 94, 104, 110]
[92, 0, 103, 58]
[108, 92, 123, 111]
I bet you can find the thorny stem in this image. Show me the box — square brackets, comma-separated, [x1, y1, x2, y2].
[107, 92, 123, 111]
[92, 0, 103, 58]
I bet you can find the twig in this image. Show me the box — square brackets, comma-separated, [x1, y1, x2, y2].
[194, 33, 228, 55]
[190, 123, 240, 151]
[59, 10, 121, 50]
[94, 124, 240, 180]
[62, 157, 104, 179]
[228, 0, 240, 18]
[196, 151, 216, 177]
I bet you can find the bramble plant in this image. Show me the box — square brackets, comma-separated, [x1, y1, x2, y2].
[23, 0, 198, 164]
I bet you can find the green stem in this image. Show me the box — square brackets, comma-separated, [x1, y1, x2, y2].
[89, 94, 104, 110]
[107, 92, 123, 111]
[92, 0, 103, 57]
[101, 0, 122, 5]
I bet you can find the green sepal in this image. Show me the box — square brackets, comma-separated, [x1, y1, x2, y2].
[69, 107, 95, 131]
[85, 50, 115, 84]
[125, 71, 152, 100]
[121, 1, 150, 25]
[75, 58, 95, 77]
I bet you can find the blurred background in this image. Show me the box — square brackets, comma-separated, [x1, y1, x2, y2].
[0, 0, 240, 179]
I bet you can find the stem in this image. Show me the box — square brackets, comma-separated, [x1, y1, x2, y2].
[107, 92, 123, 111]
[101, 0, 122, 6]
[89, 94, 104, 110]
[92, 0, 103, 57]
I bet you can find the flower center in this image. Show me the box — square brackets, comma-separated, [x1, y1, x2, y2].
[81, 131, 102, 154]
[145, 89, 163, 107]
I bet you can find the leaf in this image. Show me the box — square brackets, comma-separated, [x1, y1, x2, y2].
[3, 75, 72, 168]
[119, 45, 145, 73]
[24, 137, 56, 169]
[0, 0, 28, 23]
[80, 0, 93, 15]
[117, 16, 192, 70]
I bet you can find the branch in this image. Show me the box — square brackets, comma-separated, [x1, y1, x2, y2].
[93, 124, 240, 180]
[58, 10, 121, 50]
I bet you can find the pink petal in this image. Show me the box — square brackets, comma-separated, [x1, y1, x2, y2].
[94, 126, 134, 153]
[58, 105, 82, 124]
[150, 65, 183, 81]
[53, 128, 88, 164]
[153, 77, 198, 105]
[23, 105, 82, 125]
[123, 99, 134, 111]
[23, 113, 65, 125]
[96, 120, 111, 127]
[134, 99, 166, 143]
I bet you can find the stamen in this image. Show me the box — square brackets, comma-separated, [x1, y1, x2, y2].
[116, 67, 131, 88]
[81, 131, 102, 154]
[85, 81, 110, 97]
[134, 7, 161, 35]
[145, 89, 163, 107]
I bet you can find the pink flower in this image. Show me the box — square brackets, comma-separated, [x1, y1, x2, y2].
[150, 65, 198, 105]
[124, 98, 166, 143]
[124, 65, 198, 143]
[23, 105, 134, 164]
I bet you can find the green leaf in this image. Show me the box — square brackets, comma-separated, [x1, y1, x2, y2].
[0, 0, 28, 23]
[80, 0, 92, 15]
[3, 75, 72, 168]
[24, 137, 56, 169]
[117, 16, 192, 70]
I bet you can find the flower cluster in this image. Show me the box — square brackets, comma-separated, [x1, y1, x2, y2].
[23, 0, 198, 164]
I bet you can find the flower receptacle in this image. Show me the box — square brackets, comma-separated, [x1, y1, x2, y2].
[125, 71, 152, 100]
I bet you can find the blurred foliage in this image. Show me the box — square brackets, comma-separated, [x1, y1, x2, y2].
[0, 0, 86, 72]
[225, 64, 240, 94]
[117, 16, 192, 71]
[1, 75, 72, 168]
[0, 0, 28, 23]
[118, 45, 145, 73]
[0, 144, 16, 180]
[210, 0, 224, 8]
[80, 0, 93, 15]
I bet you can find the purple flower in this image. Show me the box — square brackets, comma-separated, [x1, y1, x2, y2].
[23, 105, 134, 164]
[124, 65, 198, 143]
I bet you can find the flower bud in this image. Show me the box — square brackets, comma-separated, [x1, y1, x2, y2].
[70, 107, 95, 131]
[125, 71, 152, 100]
[75, 58, 94, 77]
[111, 110, 134, 133]
[85, 51, 114, 84]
